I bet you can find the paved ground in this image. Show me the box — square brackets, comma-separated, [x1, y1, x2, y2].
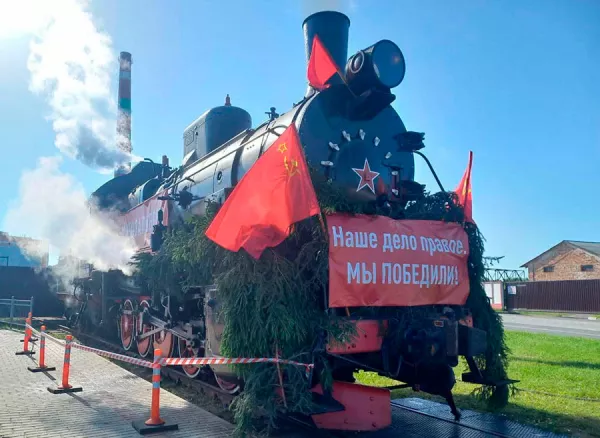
[501, 313, 600, 339]
[1, 329, 234, 438]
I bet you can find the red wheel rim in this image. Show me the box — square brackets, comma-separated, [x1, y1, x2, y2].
[178, 339, 201, 378]
[153, 329, 174, 358]
[214, 373, 240, 394]
[120, 299, 134, 351]
[136, 300, 153, 357]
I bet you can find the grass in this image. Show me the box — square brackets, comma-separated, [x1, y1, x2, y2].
[0, 319, 27, 332]
[356, 330, 600, 438]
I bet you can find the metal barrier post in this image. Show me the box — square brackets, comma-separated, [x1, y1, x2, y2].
[132, 348, 178, 435]
[28, 325, 56, 373]
[9, 296, 15, 324]
[15, 313, 34, 356]
[48, 335, 82, 394]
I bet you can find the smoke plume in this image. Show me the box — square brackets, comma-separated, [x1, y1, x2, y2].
[1, 0, 140, 281]
[301, 0, 357, 16]
[3, 156, 137, 275]
[26, 0, 139, 170]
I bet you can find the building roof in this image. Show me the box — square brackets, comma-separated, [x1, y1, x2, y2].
[568, 241, 600, 257]
[521, 240, 600, 267]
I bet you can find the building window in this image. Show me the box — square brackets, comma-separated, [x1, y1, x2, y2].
[581, 265, 594, 272]
[543, 265, 554, 273]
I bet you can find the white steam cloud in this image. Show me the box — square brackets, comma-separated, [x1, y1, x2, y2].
[1, 0, 140, 281]
[3, 156, 137, 274]
[25, 0, 140, 170]
[301, 0, 358, 16]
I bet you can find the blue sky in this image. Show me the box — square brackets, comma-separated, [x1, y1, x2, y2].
[0, 0, 599, 270]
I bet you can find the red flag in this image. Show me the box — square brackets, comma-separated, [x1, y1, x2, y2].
[205, 124, 320, 259]
[454, 151, 475, 224]
[307, 35, 340, 90]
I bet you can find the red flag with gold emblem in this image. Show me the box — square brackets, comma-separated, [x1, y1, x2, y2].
[205, 124, 320, 259]
[455, 151, 475, 224]
[307, 35, 341, 90]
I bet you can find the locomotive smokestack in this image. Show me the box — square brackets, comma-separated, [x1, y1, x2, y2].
[115, 51, 133, 177]
[303, 10, 350, 97]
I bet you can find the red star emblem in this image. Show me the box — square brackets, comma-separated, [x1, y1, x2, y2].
[352, 158, 380, 194]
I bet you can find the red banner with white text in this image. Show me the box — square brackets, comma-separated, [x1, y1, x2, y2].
[119, 192, 170, 251]
[327, 213, 470, 308]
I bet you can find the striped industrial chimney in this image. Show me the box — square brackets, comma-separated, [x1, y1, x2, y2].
[114, 51, 133, 177]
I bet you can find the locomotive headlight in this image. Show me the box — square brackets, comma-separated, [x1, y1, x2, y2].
[345, 39, 406, 96]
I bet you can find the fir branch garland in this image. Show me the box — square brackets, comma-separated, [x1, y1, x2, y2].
[130, 170, 511, 436]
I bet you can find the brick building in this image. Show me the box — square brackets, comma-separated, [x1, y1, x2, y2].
[521, 240, 600, 281]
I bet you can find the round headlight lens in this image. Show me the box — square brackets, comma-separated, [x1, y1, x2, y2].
[372, 40, 406, 88]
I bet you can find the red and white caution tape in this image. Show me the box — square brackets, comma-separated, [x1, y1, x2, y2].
[26, 324, 65, 347]
[26, 324, 39, 336]
[25, 324, 152, 367]
[24, 324, 312, 371]
[160, 356, 314, 369]
[70, 342, 155, 368]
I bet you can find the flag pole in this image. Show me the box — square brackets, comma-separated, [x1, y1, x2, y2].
[465, 151, 473, 198]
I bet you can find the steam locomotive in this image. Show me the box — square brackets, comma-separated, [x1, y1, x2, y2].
[63, 10, 492, 431]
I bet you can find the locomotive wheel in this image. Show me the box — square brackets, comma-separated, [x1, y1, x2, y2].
[177, 338, 201, 378]
[153, 328, 174, 358]
[213, 370, 241, 395]
[120, 299, 135, 351]
[136, 300, 153, 358]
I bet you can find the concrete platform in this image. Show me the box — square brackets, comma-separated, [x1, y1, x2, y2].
[1, 329, 234, 438]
